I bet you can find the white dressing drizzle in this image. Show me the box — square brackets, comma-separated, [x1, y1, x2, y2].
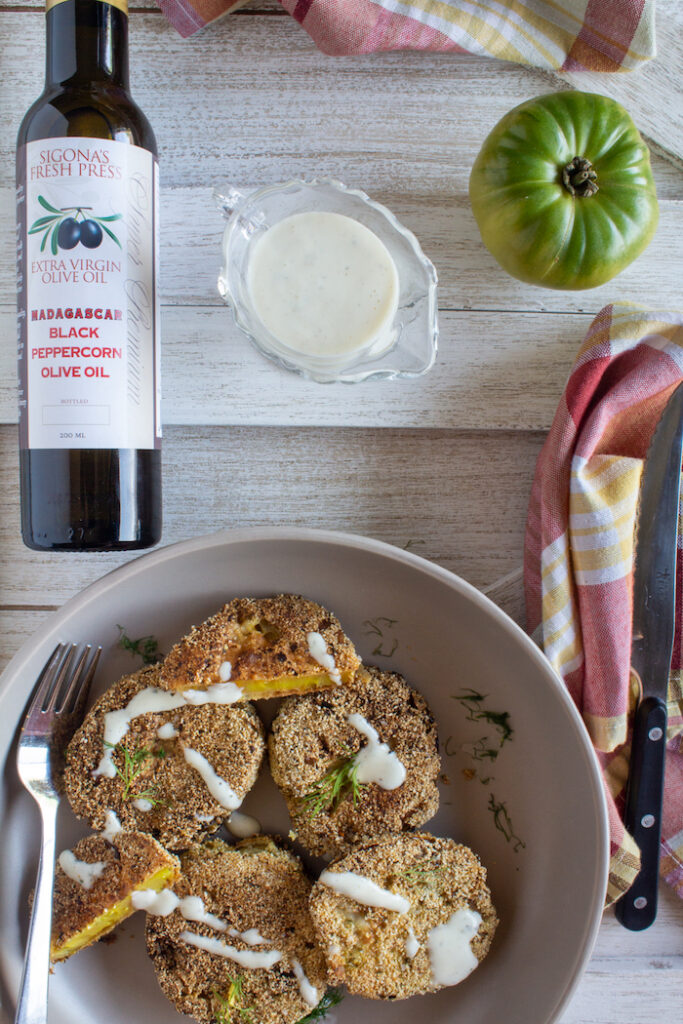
[132, 888, 182, 917]
[92, 679, 244, 778]
[347, 713, 406, 789]
[180, 931, 282, 969]
[405, 926, 420, 959]
[306, 632, 342, 685]
[218, 661, 232, 681]
[194, 812, 216, 823]
[227, 810, 261, 839]
[183, 681, 242, 706]
[292, 959, 320, 1007]
[132, 888, 271, 947]
[133, 798, 154, 812]
[93, 687, 187, 777]
[319, 870, 410, 914]
[427, 908, 482, 987]
[132, 889, 227, 931]
[101, 809, 122, 840]
[58, 850, 106, 890]
[227, 926, 269, 946]
[157, 722, 179, 739]
[182, 747, 242, 810]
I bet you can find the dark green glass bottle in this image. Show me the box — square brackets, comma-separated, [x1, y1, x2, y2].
[16, 0, 162, 551]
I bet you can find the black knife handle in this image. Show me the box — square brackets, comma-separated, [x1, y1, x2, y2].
[615, 695, 667, 930]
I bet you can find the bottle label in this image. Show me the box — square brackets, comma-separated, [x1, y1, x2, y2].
[16, 137, 160, 450]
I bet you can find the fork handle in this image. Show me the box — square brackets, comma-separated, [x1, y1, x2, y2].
[14, 799, 58, 1024]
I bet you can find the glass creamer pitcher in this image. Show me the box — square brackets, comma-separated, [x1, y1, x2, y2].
[214, 178, 438, 384]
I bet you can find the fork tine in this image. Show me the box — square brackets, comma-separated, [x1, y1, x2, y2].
[53, 644, 88, 713]
[43, 644, 78, 713]
[24, 643, 69, 719]
[58, 644, 101, 714]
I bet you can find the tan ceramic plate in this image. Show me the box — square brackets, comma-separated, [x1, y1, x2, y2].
[0, 528, 608, 1024]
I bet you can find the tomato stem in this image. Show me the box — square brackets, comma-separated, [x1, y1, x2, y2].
[562, 157, 599, 197]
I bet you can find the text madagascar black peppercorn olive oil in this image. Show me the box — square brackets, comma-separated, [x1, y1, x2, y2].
[16, 0, 161, 550]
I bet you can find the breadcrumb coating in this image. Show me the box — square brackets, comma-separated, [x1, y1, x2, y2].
[269, 666, 441, 858]
[64, 665, 265, 850]
[158, 595, 360, 698]
[145, 836, 328, 1024]
[51, 831, 179, 961]
[309, 832, 498, 999]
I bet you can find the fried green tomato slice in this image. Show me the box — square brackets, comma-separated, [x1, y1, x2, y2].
[51, 831, 179, 962]
[157, 595, 360, 700]
[269, 666, 441, 858]
[64, 664, 265, 850]
[144, 836, 328, 1024]
[309, 832, 498, 1000]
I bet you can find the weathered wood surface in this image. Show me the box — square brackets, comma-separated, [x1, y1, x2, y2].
[0, 424, 547, 606]
[0, 305, 611, 430]
[1, 1, 682, 1021]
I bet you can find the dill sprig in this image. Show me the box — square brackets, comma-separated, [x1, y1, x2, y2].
[104, 742, 166, 805]
[213, 977, 254, 1024]
[399, 861, 443, 887]
[303, 754, 366, 819]
[295, 988, 344, 1024]
[453, 688, 513, 747]
[117, 625, 163, 666]
[487, 794, 526, 852]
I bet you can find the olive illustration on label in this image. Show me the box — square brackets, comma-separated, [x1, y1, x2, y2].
[28, 196, 122, 254]
[56, 217, 81, 250]
[79, 220, 104, 249]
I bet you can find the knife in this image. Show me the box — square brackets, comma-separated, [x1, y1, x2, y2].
[615, 380, 683, 931]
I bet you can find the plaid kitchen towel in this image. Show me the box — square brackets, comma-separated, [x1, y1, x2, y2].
[157, 0, 656, 72]
[525, 304, 683, 906]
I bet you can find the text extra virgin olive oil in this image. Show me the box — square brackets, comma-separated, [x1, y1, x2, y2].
[16, 0, 161, 551]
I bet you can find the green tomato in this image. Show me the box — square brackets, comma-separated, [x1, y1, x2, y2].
[468, 91, 659, 290]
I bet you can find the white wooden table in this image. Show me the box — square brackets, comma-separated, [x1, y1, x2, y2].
[1, 2, 682, 1020]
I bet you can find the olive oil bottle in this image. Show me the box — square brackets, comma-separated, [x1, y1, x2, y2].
[16, 0, 161, 551]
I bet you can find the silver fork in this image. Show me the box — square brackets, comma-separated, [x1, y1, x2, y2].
[14, 643, 101, 1024]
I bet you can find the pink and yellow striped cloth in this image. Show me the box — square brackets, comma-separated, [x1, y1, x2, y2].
[157, 0, 656, 72]
[525, 304, 683, 905]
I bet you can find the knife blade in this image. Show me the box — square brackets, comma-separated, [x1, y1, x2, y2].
[615, 380, 683, 930]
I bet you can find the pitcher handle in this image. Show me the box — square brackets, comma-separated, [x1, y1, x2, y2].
[213, 184, 247, 219]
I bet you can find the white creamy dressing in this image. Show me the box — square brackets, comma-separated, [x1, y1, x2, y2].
[180, 931, 282, 969]
[182, 746, 242, 810]
[92, 683, 244, 778]
[347, 712, 406, 789]
[319, 870, 410, 914]
[194, 812, 216, 823]
[58, 850, 106, 890]
[133, 798, 154, 812]
[227, 810, 261, 839]
[101, 809, 123, 840]
[132, 889, 227, 931]
[405, 925, 420, 959]
[227, 926, 269, 946]
[182, 681, 242, 705]
[156, 722, 179, 739]
[93, 687, 186, 777]
[133, 888, 269, 947]
[427, 908, 482, 987]
[132, 887, 184, 918]
[218, 661, 232, 681]
[306, 632, 341, 685]
[247, 212, 400, 360]
[292, 959, 320, 1007]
